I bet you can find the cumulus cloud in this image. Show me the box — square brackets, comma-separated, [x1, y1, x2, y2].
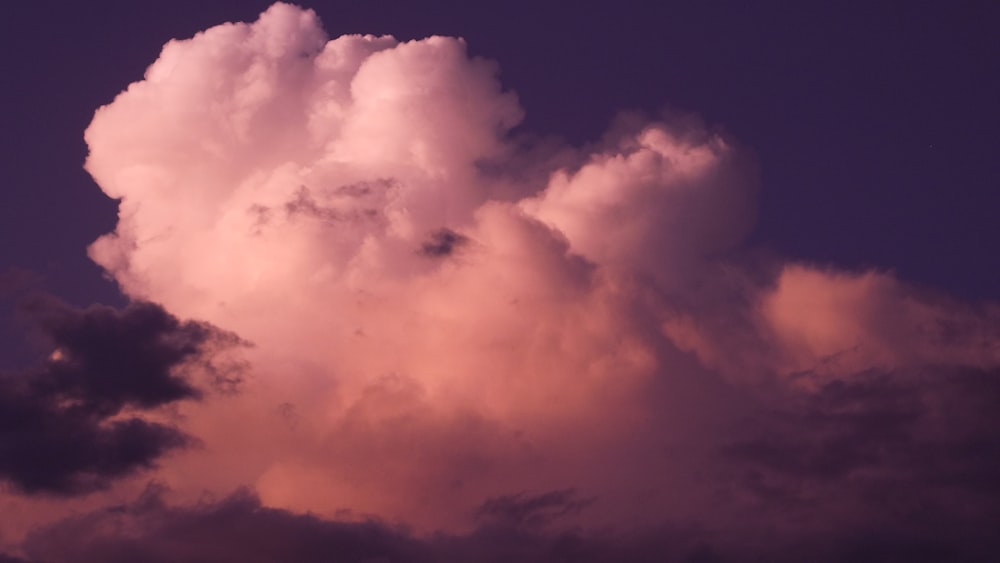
[80, 2, 739, 529]
[4, 1, 998, 560]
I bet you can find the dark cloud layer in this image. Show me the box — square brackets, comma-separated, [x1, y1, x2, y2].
[19, 488, 429, 563]
[728, 368, 1000, 498]
[9, 487, 714, 563]
[720, 368, 1000, 562]
[14, 482, 999, 563]
[0, 298, 238, 495]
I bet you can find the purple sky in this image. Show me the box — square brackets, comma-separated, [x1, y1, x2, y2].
[1, 2, 999, 562]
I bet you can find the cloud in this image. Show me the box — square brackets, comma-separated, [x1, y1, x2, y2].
[2, 1, 996, 560]
[80, 2, 742, 529]
[7, 486, 740, 562]
[661, 262, 1000, 387]
[521, 114, 758, 287]
[0, 297, 240, 495]
[15, 484, 1000, 563]
[19, 487, 430, 563]
[716, 368, 1000, 562]
[724, 367, 1000, 503]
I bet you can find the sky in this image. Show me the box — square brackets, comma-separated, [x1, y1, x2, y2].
[0, 2, 998, 562]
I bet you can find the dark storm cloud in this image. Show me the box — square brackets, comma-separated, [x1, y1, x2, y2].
[0, 297, 242, 495]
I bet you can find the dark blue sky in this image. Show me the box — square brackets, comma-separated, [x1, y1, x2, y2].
[1, 1, 998, 302]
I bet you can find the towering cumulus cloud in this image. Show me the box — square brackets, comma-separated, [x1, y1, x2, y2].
[6, 2, 996, 561]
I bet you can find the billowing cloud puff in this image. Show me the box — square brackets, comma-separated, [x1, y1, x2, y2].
[80, 2, 755, 526]
[523, 119, 758, 286]
[4, 2, 997, 560]
[762, 265, 1000, 374]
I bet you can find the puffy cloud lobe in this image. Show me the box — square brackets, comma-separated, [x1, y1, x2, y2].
[762, 265, 1000, 376]
[663, 263, 1000, 386]
[522, 121, 758, 286]
[0, 297, 239, 495]
[85, 7, 523, 315]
